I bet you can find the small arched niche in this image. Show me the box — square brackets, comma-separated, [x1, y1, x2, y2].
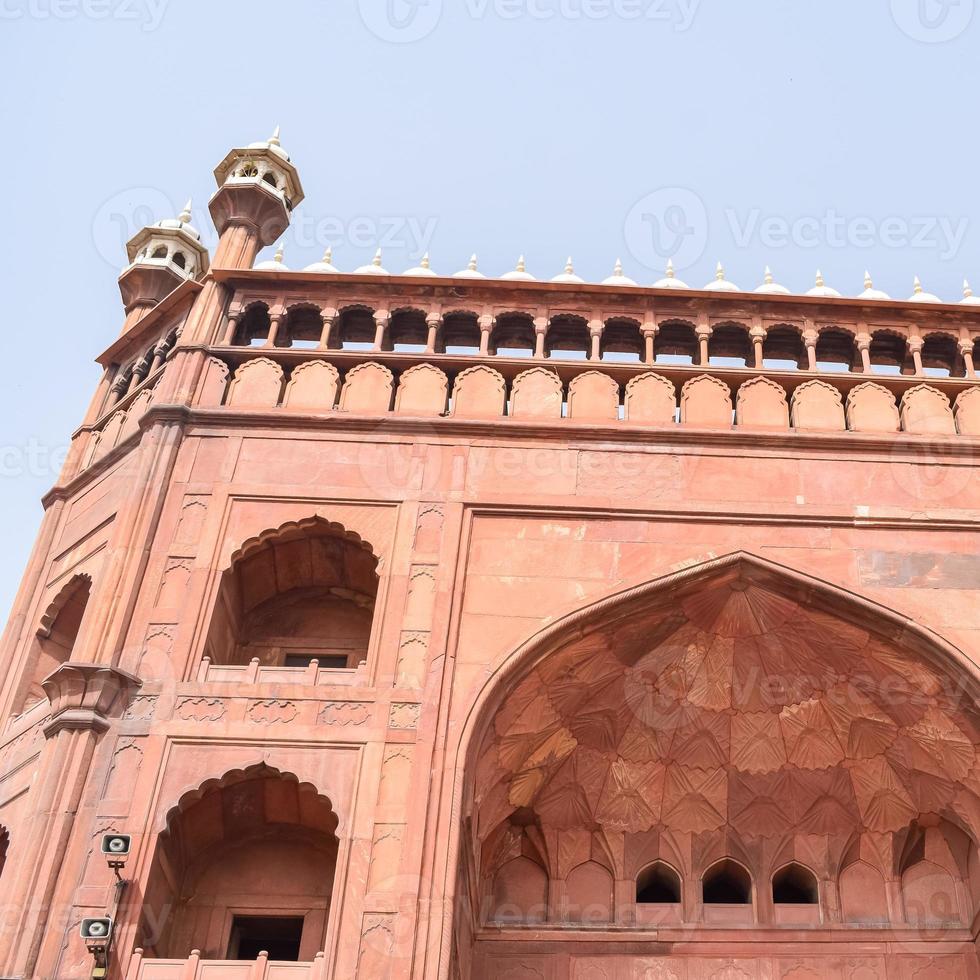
[204, 518, 379, 673]
[233, 303, 272, 347]
[702, 859, 753, 924]
[772, 863, 820, 925]
[636, 862, 681, 904]
[19, 575, 91, 713]
[141, 764, 338, 961]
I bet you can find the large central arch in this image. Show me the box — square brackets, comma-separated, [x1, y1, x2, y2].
[447, 553, 980, 979]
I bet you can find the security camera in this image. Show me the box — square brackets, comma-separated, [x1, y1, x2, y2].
[80, 916, 113, 948]
[101, 833, 131, 873]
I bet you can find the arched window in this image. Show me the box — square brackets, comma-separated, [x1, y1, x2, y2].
[233, 304, 271, 347]
[19, 575, 91, 712]
[262, 171, 279, 188]
[141, 765, 338, 961]
[655, 320, 697, 365]
[763, 325, 805, 370]
[601, 318, 643, 363]
[702, 860, 751, 905]
[172, 251, 187, 270]
[546, 315, 589, 361]
[922, 332, 960, 378]
[280, 306, 323, 349]
[330, 307, 376, 351]
[441, 312, 480, 355]
[869, 331, 907, 375]
[815, 328, 857, 372]
[387, 309, 428, 353]
[772, 864, 818, 904]
[636, 862, 681, 904]
[204, 519, 379, 671]
[492, 314, 535, 358]
[151, 245, 168, 260]
[709, 323, 752, 367]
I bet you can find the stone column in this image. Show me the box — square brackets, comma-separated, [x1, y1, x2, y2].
[959, 339, 976, 378]
[534, 318, 548, 359]
[641, 323, 657, 365]
[478, 315, 494, 355]
[907, 335, 924, 376]
[150, 339, 170, 374]
[426, 314, 442, 354]
[319, 311, 338, 350]
[803, 329, 818, 371]
[221, 311, 241, 346]
[108, 373, 130, 408]
[127, 360, 149, 395]
[264, 312, 283, 348]
[373, 311, 390, 352]
[695, 323, 712, 366]
[0, 664, 140, 978]
[750, 322, 766, 369]
[588, 320, 603, 361]
[856, 333, 872, 373]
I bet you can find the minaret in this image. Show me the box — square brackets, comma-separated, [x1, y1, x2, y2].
[209, 126, 304, 269]
[117, 199, 209, 333]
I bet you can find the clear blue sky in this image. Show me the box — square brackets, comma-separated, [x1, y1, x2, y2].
[0, 0, 976, 618]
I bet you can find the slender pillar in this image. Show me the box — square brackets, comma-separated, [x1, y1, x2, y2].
[373, 311, 390, 352]
[750, 322, 766, 369]
[696, 323, 712, 366]
[534, 318, 548, 359]
[803, 329, 818, 371]
[959, 340, 976, 378]
[264, 312, 283, 348]
[642, 323, 657, 365]
[319, 313, 337, 350]
[907, 335, 924, 376]
[426, 314, 442, 354]
[478, 315, 493, 355]
[222, 312, 241, 346]
[588, 320, 603, 361]
[856, 333, 872, 373]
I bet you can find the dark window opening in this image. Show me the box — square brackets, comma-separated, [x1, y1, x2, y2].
[284, 653, 350, 670]
[331, 308, 376, 351]
[492, 314, 535, 358]
[636, 863, 680, 904]
[708, 324, 751, 367]
[772, 864, 818, 905]
[655, 321, 697, 365]
[546, 315, 590, 361]
[703, 860, 751, 905]
[229, 915, 304, 961]
[601, 319, 643, 363]
[234, 305, 271, 347]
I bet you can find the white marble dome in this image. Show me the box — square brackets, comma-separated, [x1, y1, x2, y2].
[454, 255, 487, 279]
[303, 247, 339, 274]
[255, 243, 289, 271]
[551, 257, 585, 284]
[754, 266, 789, 295]
[805, 270, 841, 298]
[602, 259, 638, 287]
[354, 249, 389, 275]
[703, 262, 740, 292]
[501, 256, 536, 281]
[858, 271, 890, 301]
[403, 254, 438, 277]
[652, 260, 690, 289]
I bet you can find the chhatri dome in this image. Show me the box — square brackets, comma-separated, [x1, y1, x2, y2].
[961, 280, 980, 306]
[403, 253, 438, 277]
[354, 248, 389, 275]
[254, 242, 289, 272]
[805, 270, 841, 298]
[454, 254, 487, 279]
[551, 257, 585, 284]
[858, 270, 890, 300]
[908, 275, 941, 303]
[601, 259, 638, 287]
[302, 246, 339, 274]
[754, 266, 789, 295]
[652, 259, 690, 289]
[703, 262, 740, 292]
[500, 256, 536, 281]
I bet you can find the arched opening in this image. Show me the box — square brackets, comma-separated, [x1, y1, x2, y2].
[172, 251, 187, 270]
[441, 312, 481, 355]
[600, 318, 643, 363]
[455, 552, 980, 973]
[387, 309, 428, 353]
[772, 863, 818, 904]
[703, 860, 752, 905]
[655, 320, 697, 365]
[203, 518, 379, 672]
[262, 171, 279, 188]
[492, 313, 535, 358]
[815, 328, 857, 372]
[19, 575, 91, 712]
[233, 304, 271, 347]
[869, 330, 908, 375]
[280, 306, 323, 350]
[708, 323, 751, 367]
[636, 862, 681, 904]
[762, 325, 805, 370]
[330, 307, 376, 351]
[899, 819, 969, 925]
[922, 332, 960, 378]
[546, 315, 589, 361]
[140, 765, 338, 961]
[151, 245, 168, 260]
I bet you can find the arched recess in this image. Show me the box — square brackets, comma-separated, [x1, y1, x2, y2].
[17, 574, 91, 712]
[203, 517, 380, 671]
[140, 764, 339, 961]
[449, 551, 980, 967]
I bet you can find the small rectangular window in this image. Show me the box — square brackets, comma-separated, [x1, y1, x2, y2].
[228, 915, 304, 961]
[284, 653, 350, 670]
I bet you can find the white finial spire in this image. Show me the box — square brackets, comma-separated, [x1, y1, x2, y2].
[613, 258, 624, 276]
[468, 254, 478, 272]
[815, 269, 825, 287]
[913, 275, 923, 294]
[270, 125, 281, 147]
[421, 252, 430, 269]
[764, 265, 774, 284]
[564, 256, 574, 275]
[864, 270, 874, 289]
[715, 261, 725, 280]
[516, 255, 526, 272]
[966, 279, 974, 299]
[665, 259, 676, 279]
[273, 241, 284, 263]
[373, 248, 383, 267]
[323, 246, 333, 263]
[179, 199, 193, 223]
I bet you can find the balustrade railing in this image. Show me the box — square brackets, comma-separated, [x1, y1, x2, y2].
[127, 949, 326, 980]
[196, 656, 367, 688]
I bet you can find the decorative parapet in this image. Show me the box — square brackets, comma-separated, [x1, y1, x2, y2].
[41, 663, 141, 737]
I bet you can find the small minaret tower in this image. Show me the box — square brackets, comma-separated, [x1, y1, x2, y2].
[117, 200, 209, 333]
[209, 126, 304, 269]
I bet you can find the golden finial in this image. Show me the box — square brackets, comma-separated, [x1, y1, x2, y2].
[179, 199, 193, 223]
[273, 242, 284, 263]
[715, 261, 725, 281]
[468, 254, 478, 272]
[965, 279, 974, 299]
[665, 259, 676, 279]
[270, 125, 281, 147]
[913, 275, 923, 295]
[323, 246, 333, 264]
[516, 255, 526, 273]
[764, 265, 774, 284]
[814, 269, 825, 287]
[564, 256, 575, 275]
[372, 248, 383, 267]
[864, 270, 874, 290]
[421, 253, 431, 269]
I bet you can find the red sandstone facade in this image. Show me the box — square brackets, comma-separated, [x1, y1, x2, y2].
[2, 133, 980, 980]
